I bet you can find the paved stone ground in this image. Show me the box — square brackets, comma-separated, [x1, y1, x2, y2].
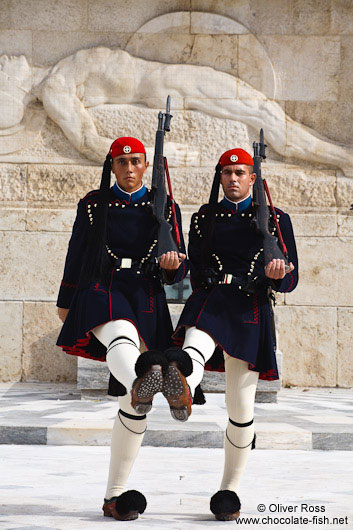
[0, 383, 352, 450]
[0, 445, 352, 530]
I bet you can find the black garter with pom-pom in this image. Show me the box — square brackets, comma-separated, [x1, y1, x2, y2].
[193, 384, 206, 405]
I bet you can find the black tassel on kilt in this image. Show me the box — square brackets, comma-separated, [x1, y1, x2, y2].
[193, 384, 206, 405]
[201, 163, 222, 269]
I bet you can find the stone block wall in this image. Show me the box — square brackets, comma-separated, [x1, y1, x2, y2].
[0, 1, 352, 387]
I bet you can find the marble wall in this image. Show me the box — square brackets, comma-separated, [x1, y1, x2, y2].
[0, 0, 352, 387]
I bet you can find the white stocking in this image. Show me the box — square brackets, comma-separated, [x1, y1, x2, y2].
[182, 326, 216, 397]
[93, 321, 147, 499]
[92, 319, 141, 392]
[104, 393, 147, 499]
[220, 354, 259, 494]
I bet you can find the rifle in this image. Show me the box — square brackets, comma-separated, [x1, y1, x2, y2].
[151, 95, 180, 258]
[252, 129, 290, 271]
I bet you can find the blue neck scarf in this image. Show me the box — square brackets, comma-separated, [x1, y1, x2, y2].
[112, 182, 147, 202]
[221, 194, 252, 212]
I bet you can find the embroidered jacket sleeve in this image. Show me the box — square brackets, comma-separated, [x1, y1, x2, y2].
[269, 211, 299, 293]
[162, 202, 189, 285]
[57, 199, 89, 308]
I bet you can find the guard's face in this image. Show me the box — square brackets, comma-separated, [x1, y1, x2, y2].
[111, 153, 149, 193]
[220, 164, 256, 202]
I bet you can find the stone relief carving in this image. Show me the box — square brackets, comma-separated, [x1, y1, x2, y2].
[125, 11, 277, 99]
[0, 55, 47, 154]
[0, 48, 352, 175]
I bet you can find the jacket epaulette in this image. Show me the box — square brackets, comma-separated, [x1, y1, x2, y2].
[81, 189, 99, 202]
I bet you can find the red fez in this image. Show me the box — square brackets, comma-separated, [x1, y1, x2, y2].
[218, 148, 254, 168]
[109, 137, 146, 158]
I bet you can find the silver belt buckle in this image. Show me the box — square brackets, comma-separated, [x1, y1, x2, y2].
[121, 258, 132, 269]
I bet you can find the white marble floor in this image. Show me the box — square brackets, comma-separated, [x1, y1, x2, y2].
[0, 445, 352, 530]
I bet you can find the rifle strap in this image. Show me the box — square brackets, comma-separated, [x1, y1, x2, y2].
[164, 157, 181, 249]
[263, 179, 288, 257]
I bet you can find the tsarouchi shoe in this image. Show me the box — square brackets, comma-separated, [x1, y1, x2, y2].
[162, 347, 193, 422]
[102, 490, 147, 521]
[210, 490, 241, 521]
[131, 350, 167, 414]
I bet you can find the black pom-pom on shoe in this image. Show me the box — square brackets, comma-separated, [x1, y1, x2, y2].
[210, 490, 241, 521]
[102, 490, 147, 520]
[135, 350, 168, 378]
[164, 347, 193, 377]
[116, 490, 147, 516]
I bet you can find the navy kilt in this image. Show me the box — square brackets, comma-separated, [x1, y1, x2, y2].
[57, 272, 176, 360]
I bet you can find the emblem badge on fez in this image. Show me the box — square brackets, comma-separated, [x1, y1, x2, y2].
[230, 154, 238, 162]
[123, 145, 131, 154]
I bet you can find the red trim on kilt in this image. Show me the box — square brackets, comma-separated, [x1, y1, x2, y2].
[58, 318, 150, 361]
[195, 288, 215, 323]
[61, 281, 78, 288]
[59, 343, 105, 361]
[142, 279, 154, 313]
[244, 294, 259, 324]
[172, 323, 279, 381]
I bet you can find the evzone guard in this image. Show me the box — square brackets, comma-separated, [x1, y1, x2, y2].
[172, 140, 299, 520]
[56, 131, 192, 520]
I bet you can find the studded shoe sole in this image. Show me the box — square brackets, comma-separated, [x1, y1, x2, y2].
[215, 510, 241, 521]
[102, 498, 139, 521]
[131, 365, 164, 414]
[162, 362, 192, 422]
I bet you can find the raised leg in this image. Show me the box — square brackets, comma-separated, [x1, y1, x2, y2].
[161, 326, 216, 421]
[183, 326, 216, 398]
[92, 319, 141, 392]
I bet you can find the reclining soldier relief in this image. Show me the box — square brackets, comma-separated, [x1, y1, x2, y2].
[0, 49, 352, 175]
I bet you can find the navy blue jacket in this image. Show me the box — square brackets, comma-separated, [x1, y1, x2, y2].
[56, 184, 188, 389]
[57, 184, 187, 310]
[174, 194, 298, 380]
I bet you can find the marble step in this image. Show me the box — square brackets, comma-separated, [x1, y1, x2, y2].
[1, 390, 352, 450]
[2, 418, 352, 450]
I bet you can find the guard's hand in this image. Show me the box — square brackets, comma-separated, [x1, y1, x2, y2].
[159, 251, 186, 271]
[57, 307, 69, 323]
[265, 259, 294, 280]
